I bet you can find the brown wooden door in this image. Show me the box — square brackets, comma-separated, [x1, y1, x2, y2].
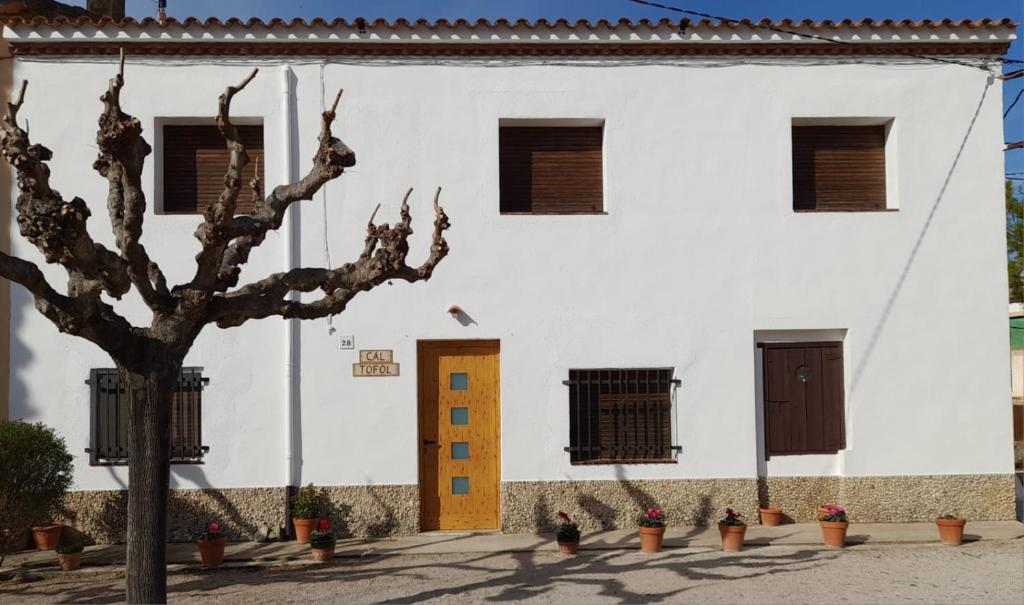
[418, 340, 501, 530]
[762, 342, 846, 457]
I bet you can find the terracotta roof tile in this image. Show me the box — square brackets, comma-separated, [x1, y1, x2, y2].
[0, 16, 1017, 31]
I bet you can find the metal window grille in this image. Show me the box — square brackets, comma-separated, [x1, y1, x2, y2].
[86, 368, 209, 466]
[563, 368, 680, 464]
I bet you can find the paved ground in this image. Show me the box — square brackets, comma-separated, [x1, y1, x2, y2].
[2, 523, 1022, 604]
[2, 540, 1022, 604]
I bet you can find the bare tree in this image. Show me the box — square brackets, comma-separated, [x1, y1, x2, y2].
[0, 53, 450, 604]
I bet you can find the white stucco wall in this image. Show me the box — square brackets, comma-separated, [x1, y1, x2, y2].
[5, 54, 1013, 492]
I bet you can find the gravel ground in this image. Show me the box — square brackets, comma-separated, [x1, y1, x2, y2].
[2, 540, 1022, 604]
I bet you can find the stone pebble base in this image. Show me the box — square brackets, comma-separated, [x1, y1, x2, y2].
[56, 474, 1015, 544]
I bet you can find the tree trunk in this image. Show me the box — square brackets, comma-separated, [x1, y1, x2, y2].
[122, 359, 180, 605]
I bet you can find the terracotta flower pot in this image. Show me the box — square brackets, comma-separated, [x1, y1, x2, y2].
[57, 552, 82, 571]
[935, 518, 966, 546]
[311, 546, 334, 562]
[820, 521, 848, 549]
[719, 524, 747, 552]
[638, 526, 666, 553]
[293, 518, 316, 544]
[32, 524, 62, 550]
[558, 540, 580, 555]
[759, 507, 783, 527]
[196, 536, 226, 566]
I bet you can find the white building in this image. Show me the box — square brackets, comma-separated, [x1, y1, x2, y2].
[1, 16, 1018, 541]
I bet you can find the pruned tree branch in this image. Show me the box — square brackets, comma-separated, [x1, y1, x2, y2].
[93, 50, 171, 309]
[210, 86, 356, 291]
[188, 68, 259, 292]
[1, 79, 133, 303]
[0, 250, 135, 355]
[209, 187, 450, 328]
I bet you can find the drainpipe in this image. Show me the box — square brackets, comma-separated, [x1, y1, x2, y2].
[281, 65, 299, 537]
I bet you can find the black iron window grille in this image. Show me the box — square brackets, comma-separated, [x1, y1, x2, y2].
[86, 368, 209, 466]
[562, 368, 681, 464]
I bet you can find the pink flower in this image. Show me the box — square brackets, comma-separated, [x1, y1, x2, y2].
[209, 522, 220, 533]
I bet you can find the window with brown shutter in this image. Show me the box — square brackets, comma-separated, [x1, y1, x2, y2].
[760, 342, 846, 457]
[162, 124, 264, 214]
[499, 126, 604, 214]
[87, 368, 208, 465]
[563, 368, 680, 464]
[792, 125, 887, 212]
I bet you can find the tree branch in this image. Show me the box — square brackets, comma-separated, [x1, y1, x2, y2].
[209, 187, 450, 328]
[188, 68, 258, 292]
[210, 86, 356, 292]
[0, 251, 135, 355]
[93, 49, 171, 309]
[1, 79, 133, 301]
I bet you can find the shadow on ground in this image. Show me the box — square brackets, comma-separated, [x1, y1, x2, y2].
[2, 535, 834, 605]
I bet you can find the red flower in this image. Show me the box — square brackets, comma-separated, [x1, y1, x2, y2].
[319, 518, 330, 531]
[557, 511, 571, 522]
[209, 522, 220, 533]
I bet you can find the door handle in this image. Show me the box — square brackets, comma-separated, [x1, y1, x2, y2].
[423, 439, 438, 446]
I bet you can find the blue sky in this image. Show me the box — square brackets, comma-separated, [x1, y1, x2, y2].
[73, 0, 1024, 175]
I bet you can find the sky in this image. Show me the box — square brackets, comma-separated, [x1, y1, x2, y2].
[69, 0, 1024, 176]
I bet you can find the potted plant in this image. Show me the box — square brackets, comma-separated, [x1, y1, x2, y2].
[196, 521, 226, 566]
[819, 505, 849, 549]
[291, 483, 322, 544]
[55, 535, 84, 571]
[935, 514, 967, 546]
[718, 508, 746, 552]
[758, 506, 783, 527]
[555, 511, 581, 555]
[310, 518, 336, 562]
[637, 507, 666, 553]
[32, 522, 63, 551]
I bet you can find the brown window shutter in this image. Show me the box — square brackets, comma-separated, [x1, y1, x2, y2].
[792, 125, 886, 211]
[762, 342, 846, 456]
[163, 124, 264, 214]
[499, 126, 603, 213]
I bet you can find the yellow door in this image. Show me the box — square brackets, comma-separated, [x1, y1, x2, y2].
[418, 340, 500, 531]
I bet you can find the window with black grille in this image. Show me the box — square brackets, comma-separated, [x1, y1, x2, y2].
[87, 368, 208, 465]
[564, 368, 679, 464]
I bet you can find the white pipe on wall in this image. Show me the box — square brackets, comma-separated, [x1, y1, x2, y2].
[281, 65, 298, 493]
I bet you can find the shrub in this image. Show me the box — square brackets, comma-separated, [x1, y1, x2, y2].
[638, 507, 666, 528]
[198, 522, 224, 541]
[0, 421, 74, 565]
[56, 534, 84, 555]
[309, 518, 336, 549]
[555, 511, 580, 543]
[718, 508, 746, 526]
[290, 484, 324, 519]
[819, 505, 848, 523]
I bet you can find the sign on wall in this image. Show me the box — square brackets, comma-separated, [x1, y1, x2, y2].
[353, 350, 399, 377]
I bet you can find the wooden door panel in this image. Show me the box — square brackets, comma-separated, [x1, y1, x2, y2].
[762, 342, 846, 457]
[803, 347, 825, 452]
[419, 341, 500, 531]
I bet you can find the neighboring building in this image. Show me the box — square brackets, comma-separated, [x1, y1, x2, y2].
[0, 16, 1018, 541]
[1012, 305, 1023, 459]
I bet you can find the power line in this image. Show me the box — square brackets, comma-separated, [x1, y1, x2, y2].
[1006, 88, 1024, 119]
[624, 0, 1007, 75]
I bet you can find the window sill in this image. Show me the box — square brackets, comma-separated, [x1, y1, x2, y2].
[501, 211, 608, 216]
[793, 208, 898, 213]
[766, 449, 842, 458]
[570, 459, 677, 465]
